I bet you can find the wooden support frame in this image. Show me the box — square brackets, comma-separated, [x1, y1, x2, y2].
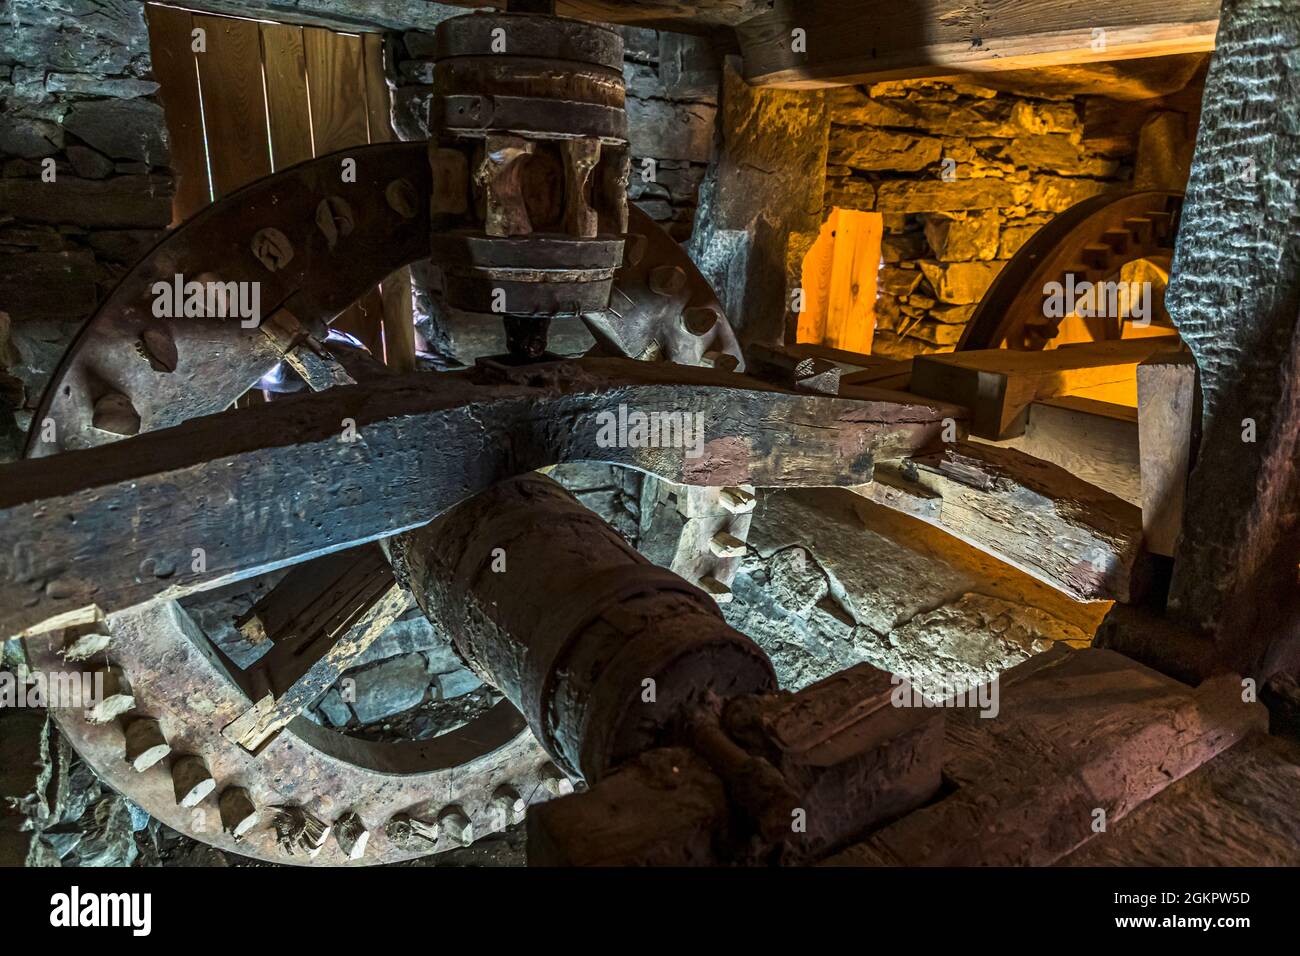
[910, 340, 1178, 440]
[0, 358, 958, 639]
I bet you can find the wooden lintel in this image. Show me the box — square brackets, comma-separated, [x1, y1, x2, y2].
[736, 0, 1221, 89]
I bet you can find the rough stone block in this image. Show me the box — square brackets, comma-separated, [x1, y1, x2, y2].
[348, 653, 430, 725]
[923, 210, 1001, 261]
[62, 99, 167, 164]
[918, 260, 1004, 304]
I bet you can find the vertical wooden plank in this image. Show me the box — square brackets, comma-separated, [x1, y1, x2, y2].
[194, 14, 272, 196]
[361, 32, 394, 144]
[824, 209, 881, 354]
[362, 31, 415, 370]
[304, 28, 380, 350]
[1137, 351, 1197, 557]
[380, 271, 417, 372]
[260, 23, 314, 170]
[145, 3, 210, 221]
[303, 28, 369, 152]
[797, 209, 836, 346]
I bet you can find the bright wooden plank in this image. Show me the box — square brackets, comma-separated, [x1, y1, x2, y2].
[260, 22, 314, 169]
[193, 14, 272, 197]
[823, 209, 881, 355]
[797, 209, 836, 345]
[145, 3, 210, 220]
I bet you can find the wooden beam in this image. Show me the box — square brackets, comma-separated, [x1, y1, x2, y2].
[910, 339, 1177, 440]
[854, 440, 1146, 603]
[736, 0, 1221, 89]
[826, 648, 1265, 866]
[1137, 351, 1198, 557]
[0, 359, 956, 639]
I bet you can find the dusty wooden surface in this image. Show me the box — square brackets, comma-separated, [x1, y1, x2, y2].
[1060, 732, 1300, 866]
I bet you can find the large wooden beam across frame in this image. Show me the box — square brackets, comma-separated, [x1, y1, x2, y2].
[736, 0, 1222, 89]
[0, 358, 957, 640]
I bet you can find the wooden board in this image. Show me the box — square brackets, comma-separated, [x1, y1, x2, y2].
[1137, 351, 1197, 557]
[303, 27, 379, 349]
[983, 395, 1141, 505]
[797, 210, 836, 345]
[911, 339, 1178, 439]
[823, 210, 881, 354]
[193, 14, 272, 197]
[380, 269, 417, 373]
[361, 30, 416, 370]
[260, 23, 315, 169]
[303, 27, 368, 153]
[737, 0, 1221, 89]
[797, 209, 882, 354]
[145, 4, 210, 220]
[361, 32, 393, 144]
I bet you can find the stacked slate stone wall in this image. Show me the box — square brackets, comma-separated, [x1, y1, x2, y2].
[823, 79, 1145, 359]
[0, 0, 174, 457]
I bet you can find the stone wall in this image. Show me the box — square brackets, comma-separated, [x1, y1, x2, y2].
[0, 0, 174, 457]
[822, 78, 1145, 358]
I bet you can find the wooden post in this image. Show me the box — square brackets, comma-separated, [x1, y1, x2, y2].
[1137, 351, 1198, 557]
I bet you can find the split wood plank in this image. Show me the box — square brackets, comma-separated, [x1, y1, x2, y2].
[193, 14, 272, 197]
[910, 339, 1177, 440]
[1137, 350, 1197, 557]
[854, 439, 1145, 603]
[145, 4, 211, 220]
[224, 547, 410, 752]
[260, 23, 315, 169]
[737, 0, 1221, 89]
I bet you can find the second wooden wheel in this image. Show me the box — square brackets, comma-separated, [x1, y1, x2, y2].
[958, 191, 1184, 351]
